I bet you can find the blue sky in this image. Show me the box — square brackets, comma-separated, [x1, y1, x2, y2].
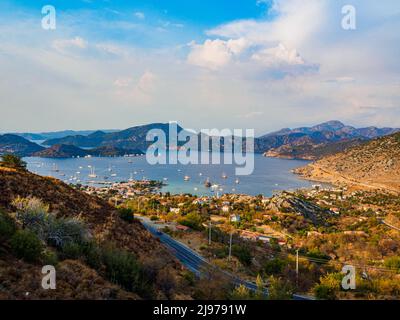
[1, 0, 400, 133]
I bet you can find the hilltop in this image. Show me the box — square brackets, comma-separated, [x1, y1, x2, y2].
[258, 121, 398, 159]
[0, 165, 190, 299]
[33, 144, 144, 158]
[295, 132, 400, 192]
[0, 134, 44, 157]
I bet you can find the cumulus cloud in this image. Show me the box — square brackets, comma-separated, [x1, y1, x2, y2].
[52, 37, 88, 52]
[251, 43, 304, 67]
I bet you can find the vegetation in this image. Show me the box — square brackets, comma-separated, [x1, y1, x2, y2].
[10, 230, 43, 262]
[0, 154, 27, 170]
[118, 207, 134, 223]
[0, 210, 16, 242]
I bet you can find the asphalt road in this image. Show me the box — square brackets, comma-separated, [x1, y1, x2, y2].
[138, 216, 314, 300]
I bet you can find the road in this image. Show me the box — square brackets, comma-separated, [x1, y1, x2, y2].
[137, 216, 260, 290]
[137, 216, 314, 300]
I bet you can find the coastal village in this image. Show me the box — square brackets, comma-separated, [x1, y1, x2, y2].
[73, 177, 400, 299]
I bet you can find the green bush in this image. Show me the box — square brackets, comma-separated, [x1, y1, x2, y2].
[60, 242, 83, 260]
[0, 154, 27, 170]
[178, 212, 204, 231]
[42, 249, 59, 266]
[231, 244, 252, 266]
[10, 230, 43, 262]
[118, 207, 134, 223]
[150, 215, 159, 221]
[13, 197, 88, 248]
[384, 256, 400, 273]
[313, 273, 342, 300]
[101, 245, 152, 297]
[263, 258, 286, 275]
[82, 241, 103, 270]
[0, 211, 16, 242]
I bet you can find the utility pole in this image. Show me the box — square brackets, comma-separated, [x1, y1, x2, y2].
[228, 231, 233, 261]
[208, 220, 212, 245]
[296, 249, 299, 287]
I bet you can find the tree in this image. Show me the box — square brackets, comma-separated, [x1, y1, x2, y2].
[0, 154, 27, 170]
[267, 276, 294, 300]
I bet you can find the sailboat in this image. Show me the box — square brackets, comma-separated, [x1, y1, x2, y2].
[88, 166, 97, 178]
[204, 178, 211, 188]
[235, 178, 240, 184]
[51, 163, 59, 172]
[184, 175, 190, 181]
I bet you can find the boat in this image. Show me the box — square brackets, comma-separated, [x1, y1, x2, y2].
[51, 164, 59, 172]
[88, 166, 97, 178]
[184, 175, 190, 181]
[221, 172, 228, 179]
[235, 178, 240, 184]
[110, 173, 117, 177]
[204, 178, 211, 188]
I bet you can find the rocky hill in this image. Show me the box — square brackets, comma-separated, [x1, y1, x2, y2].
[0, 166, 190, 299]
[265, 138, 365, 160]
[294, 132, 400, 192]
[0, 134, 44, 157]
[32, 144, 144, 158]
[258, 121, 398, 158]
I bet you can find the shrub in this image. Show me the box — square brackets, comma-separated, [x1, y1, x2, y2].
[118, 207, 134, 223]
[178, 212, 204, 231]
[231, 244, 252, 266]
[230, 285, 252, 300]
[313, 273, 342, 300]
[101, 245, 152, 297]
[0, 211, 16, 242]
[42, 249, 59, 266]
[0, 154, 27, 170]
[10, 230, 43, 262]
[384, 256, 400, 273]
[45, 216, 88, 248]
[13, 197, 88, 248]
[150, 215, 159, 221]
[81, 241, 103, 270]
[267, 276, 294, 300]
[60, 242, 83, 260]
[263, 258, 286, 276]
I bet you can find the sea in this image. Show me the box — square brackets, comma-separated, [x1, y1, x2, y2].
[24, 153, 314, 197]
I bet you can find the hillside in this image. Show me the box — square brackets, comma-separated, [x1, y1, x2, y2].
[265, 138, 365, 160]
[32, 144, 145, 158]
[0, 166, 190, 299]
[258, 121, 398, 157]
[295, 132, 400, 192]
[0, 134, 44, 157]
[43, 123, 185, 150]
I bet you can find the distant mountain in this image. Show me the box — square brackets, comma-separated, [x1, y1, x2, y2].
[257, 121, 399, 159]
[33, 144, 89, 158]
[33, 144, 145, 158]
[15, 121, 399, 159]
[0, 134, 44, 157]
[295, 132, 400, 192]
[43, 123, 185, 150]
[14, 129, 118, 141]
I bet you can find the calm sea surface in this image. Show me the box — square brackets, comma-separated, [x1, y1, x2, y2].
[24, 153, 314, 197]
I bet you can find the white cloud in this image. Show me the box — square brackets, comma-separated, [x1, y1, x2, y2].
[134, 11, 145, 20]
[52, 37, 88, 52]
[251, 43, 304, 67]
[187, 39, 235, 70]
